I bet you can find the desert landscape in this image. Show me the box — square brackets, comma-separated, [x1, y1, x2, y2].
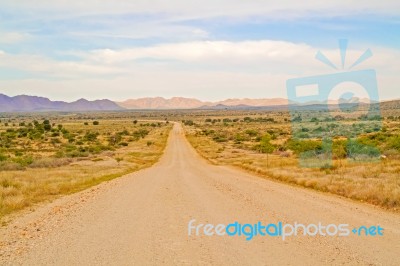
[0, 99, 399, 265]
[1, 1, 399, 265]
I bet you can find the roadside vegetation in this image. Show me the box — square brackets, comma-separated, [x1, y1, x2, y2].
[0, 113, 172, 221]
[183, 105, 400, 211]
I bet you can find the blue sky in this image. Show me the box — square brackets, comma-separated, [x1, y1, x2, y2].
[0, 1, 399, 101]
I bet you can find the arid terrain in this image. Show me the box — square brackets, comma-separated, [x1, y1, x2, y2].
[0, 123, 399, 265]
[0, 112, 172, 219]
[1, 1, 399, 265]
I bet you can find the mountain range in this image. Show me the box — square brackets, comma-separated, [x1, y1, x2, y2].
[117, 97, 288, 109]
[0, 94, 397, 112]
[0, 94, 123, 112]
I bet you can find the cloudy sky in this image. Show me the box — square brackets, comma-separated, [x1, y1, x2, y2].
[0, 1, 399, 101]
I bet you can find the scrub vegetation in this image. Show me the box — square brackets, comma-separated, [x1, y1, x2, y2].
[0, 112, 172, 220]
[183, 102, 400, 211]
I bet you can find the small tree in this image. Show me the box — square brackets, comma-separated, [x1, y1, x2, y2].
[43, 124, 52, 131]
[93, 121, 99, 125]
[259, 133, 275, 168]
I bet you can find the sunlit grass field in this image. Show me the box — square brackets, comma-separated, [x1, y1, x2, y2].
[1, 105, 400, 222]
[0, 113, 172, 221]
[183, 107, 400, 211]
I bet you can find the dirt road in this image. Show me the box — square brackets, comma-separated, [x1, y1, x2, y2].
[1, 123, 399, 265]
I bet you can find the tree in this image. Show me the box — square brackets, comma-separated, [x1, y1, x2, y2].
[41, 119, 51, 131]
[43, 124, 52, 131]
[259, 133, 275, 168]
[333, 140, 346, 170]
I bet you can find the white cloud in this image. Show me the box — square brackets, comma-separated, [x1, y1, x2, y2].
[0, 40, 399, 101]
[77, 40, 400, 76]
[3, 40, 400, 77]
[67, 21, 209, 41]
[0, 52, 125, 78]
[3, 1, 400, 19]
[0, 32, 31, 44]
[83, 41, 314, 65]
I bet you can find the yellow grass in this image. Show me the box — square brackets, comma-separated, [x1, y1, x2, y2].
[0, 121, 172, 221]
[185, 123, 400, 211]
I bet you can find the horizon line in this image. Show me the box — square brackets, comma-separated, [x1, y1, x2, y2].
[0, 93, 398, 103]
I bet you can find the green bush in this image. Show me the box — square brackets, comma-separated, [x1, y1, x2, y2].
[0, 153, 8, 162]
[387, 135, 400, 151]
[245, 129, 258, 137]
[84, 131, 99, 142]
[258, 134, 275, 154]
[183, 120, 194, 126]
[13, 155, 34, 167]
[286, 139, 322, 155]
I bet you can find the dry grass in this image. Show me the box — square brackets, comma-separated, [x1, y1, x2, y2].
[0, 121, 172, 221]
[185, 120, 400, 211]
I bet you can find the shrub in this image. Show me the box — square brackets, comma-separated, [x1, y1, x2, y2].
[234, 134, 246, 143]
[93, 121, 99, 125]
[0, 153, 7, 162]
[13, 156, 34, 167]
[183, 120, 194, 126]
[213, 135, 227, 143]
[258, 134, 275, 154]
[286, 139, 322, 155]
[29, 158, 72, 168]
[347, 139, 380, 159]
[66, 150, 89, 158]
[0, 161, 24, 171]
[245, 129, 258, 137]
[84, 131, 99, 142]
[132, 129, 149, 139]
[43, 124, 51, 131]
[388, 135, 400, 151]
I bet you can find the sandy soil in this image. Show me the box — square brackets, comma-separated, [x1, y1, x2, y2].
[0, 123, 399, 265]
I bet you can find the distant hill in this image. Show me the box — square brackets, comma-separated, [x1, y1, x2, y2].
[381, 99, 400, 110]
[117, 97, 288, 109]
[0, 94, 124, 112]
[0, 93, 398, 112]
[117, 97, 210, 109]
